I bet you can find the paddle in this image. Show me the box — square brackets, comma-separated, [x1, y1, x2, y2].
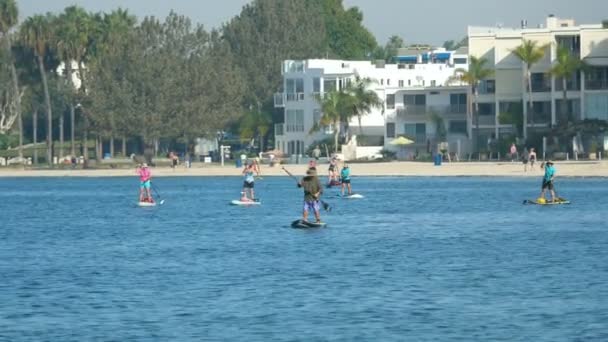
[282, 167, 331, 212]
[151, 184, 165, 205]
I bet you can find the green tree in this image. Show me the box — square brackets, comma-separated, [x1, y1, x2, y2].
[21, 14, 55, 165]
[549, 46, 587, 125]
[511, 39, 548, 139]
[239, 109, 272, 152]
[321, 0, 377, 59]
[0, 0, 23, 160]
[450, 56, 494, 152]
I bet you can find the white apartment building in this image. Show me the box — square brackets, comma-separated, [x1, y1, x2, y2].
[468, 15, 608, 144]
[274, 49, 470, 158]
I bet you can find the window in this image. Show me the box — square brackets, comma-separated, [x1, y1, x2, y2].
[403, 94, 426, 105]
[404, 123, 426, 143]
[286, 78, 304, 101]
[386, 94, 395, 109]
[387, 79, 391, 86]
[531, 73, 550, 92]
[449, 120, 467, 134]
[454, 57, 467, 64]
[408, 80, 411, 86]
[285, 109, 304, 132]
[380, 79, 384, 85]
[479, 80, 495, 94]
[324, 79, 337, 92]
[422, 80, 425, 86]
[431, 80, 436, 87]
[585, 67, 608, 90]
[313, 78, 321, 93]
[450, 93, 467, 113]
[585, 94, 608, 120]
[477, 103, 495, 116]
[399, 80, 404, 87]
[386, 122, 395, 138]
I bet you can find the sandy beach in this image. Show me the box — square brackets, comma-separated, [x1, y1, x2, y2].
[1, 160, 607, 177]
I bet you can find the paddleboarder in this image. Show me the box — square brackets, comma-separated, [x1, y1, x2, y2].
[137, 163, 154, 203]
[242, 161, 260, 201]
[538, 160, 556, 203]
[340, 164, 353, 196]
[301, 168, 322, 223]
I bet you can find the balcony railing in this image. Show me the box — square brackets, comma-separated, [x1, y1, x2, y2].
[531, 82, 551, 92]
[527, 112, 551, 125]
[286, 93, 305, 102]
[275, 123, 284, 136]
[274, 93, 285, 107]
[397, 105, 427, 116]
[586, 79, 608, 90]
[473, 115, 496, 126]
[427, 104, 467, 115]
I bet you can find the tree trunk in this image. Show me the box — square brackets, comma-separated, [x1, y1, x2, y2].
[334, 121, 340, 153]
[59, 113, 64, 158]
[110, 135, 114, 157]
[97, 136, 102, 162]
[561, 78, 568, 124]
[83, 114, 89, 162]
[122, 136, 127, 157]
[525, 69, 532, 140]
[70, 104, 75, 156]
[5, 37, 23, 162]
[38, 55, 53, 167]
[33, 110, 38, 165]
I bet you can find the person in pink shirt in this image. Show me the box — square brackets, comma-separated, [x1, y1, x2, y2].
[137, 163, 153, 203]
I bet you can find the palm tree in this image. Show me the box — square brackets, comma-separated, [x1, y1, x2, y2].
[313, 89, 353, 153]
[549, 46, 587, 125]
[239, 108, 272, 152]
[345, 76, 383, 136]
[0, 0, 22, 162]
[21, 14, 54, 166]
[56, 6, 91, 158]
[450, 56, 494, 152]
[511, 39, 548, 139]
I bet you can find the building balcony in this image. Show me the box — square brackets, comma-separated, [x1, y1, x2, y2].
[397, 105, 427, 116]
[274, 93, 285, 108]
[531, 82, 551, 93]
[473, 115, 496, 126]
[286, 93, 305, 102]
[428, 104, 467, 115]
[527, 112, 551, 125]
[586, 80, 608, 90]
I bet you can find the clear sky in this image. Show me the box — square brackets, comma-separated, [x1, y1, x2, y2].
[17, 0, 606, 46]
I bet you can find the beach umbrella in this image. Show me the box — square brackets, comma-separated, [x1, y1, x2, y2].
[389, 136, 414, 145]
[389, 136, 414, 160]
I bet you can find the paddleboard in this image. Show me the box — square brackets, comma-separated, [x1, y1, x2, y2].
[137, 201, 157, 207]
[230, 199, 261, 206]
[523, 198, 570, 205]
[326, 181, 342, 188]
[291, 219, 327, 228]
[339, 193, 364, 199]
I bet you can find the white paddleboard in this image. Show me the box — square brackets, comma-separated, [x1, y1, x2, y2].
[230, 199, 261, 206]
[137, 201, 157, 207]
[340, 193, 364, 199]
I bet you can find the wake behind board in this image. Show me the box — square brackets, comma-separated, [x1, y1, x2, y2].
[523, 198, 570, 205]
[230, 199, 261, 206]
[338, 193, 364, 199]
[137, 201, 157, 207]
[291, 219, 327, 229]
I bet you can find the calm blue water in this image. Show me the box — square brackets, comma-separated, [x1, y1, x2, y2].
[1, 176, 607, 341]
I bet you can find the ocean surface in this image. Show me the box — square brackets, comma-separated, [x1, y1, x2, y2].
[1, 176, 607, 341]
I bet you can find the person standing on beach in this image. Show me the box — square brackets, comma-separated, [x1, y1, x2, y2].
[313, 145, 321, 161]
[340, 164, 352, 196]
[522, 147, 530, 172]
[509, 143, 517, 162]
[529, 148, 537, 169]
[539, 161, 556, 202]
[242, 161, 259, 201]
[137, 163, 154, 203]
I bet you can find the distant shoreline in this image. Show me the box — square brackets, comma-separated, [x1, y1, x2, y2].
[1, 161, 607, 178]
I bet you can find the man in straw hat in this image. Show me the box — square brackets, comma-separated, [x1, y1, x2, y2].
[300, 168, 322, 223]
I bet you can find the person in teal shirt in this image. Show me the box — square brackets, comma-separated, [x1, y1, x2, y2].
[539, 160, 556, 202]
[340, 164, 352, 196]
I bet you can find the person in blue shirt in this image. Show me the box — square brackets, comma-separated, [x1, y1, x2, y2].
[340, 164, 352, 196]
[539, 160, 556, 202]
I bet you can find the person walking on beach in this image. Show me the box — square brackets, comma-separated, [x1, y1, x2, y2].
[340, 164, 353, 196]
[137, 163, 154, 203]
[529, 148, 537, 169]
[313, 145, 321, 161]
[509, 143, 517, 162]
[242, 161, 260, 201]
[300, 168, 322, 223]
[539, 160, 556, 203]
[522, 147, 530, 172]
